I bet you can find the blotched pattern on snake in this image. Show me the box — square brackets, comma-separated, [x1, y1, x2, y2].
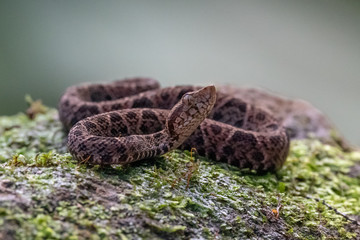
[60, 77, 334, 172]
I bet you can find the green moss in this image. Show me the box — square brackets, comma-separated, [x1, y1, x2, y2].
[0, 107, 359, 239]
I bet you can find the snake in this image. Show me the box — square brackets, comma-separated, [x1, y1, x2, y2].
[58, 78, 340, 172]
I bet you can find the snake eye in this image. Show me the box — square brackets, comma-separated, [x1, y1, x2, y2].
[182, 93, 193, 104]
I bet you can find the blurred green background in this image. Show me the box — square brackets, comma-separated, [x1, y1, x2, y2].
[0, 0, 359, 145]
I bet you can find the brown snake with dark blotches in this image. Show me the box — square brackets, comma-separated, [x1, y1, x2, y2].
[59, 78, 295, 172]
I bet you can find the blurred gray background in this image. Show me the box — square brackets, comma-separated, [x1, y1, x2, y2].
[0, 0, 359, 145]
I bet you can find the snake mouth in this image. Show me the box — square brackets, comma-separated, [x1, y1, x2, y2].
[185, 85, 216, 107]
[206, 85, 216, 105]
[166, 85, 217, 143]
[203, 85, 216, 96]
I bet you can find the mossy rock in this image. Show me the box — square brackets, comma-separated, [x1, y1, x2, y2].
[0, 106, 359, 240]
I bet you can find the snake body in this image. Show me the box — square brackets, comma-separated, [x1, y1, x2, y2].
[59, 78, 293, 172]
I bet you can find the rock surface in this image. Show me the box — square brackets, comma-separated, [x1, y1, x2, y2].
[0, 106, 359, 239]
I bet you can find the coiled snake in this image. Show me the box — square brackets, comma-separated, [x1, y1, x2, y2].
[58, 78, 335, 172]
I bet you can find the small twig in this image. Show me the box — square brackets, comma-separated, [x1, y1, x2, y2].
[78, 155, 91, 165]
[185, 148, 199, 189]
[190, 148, 197, 162]
[171, 148, 200, 189]
[306, 195, 360, 226]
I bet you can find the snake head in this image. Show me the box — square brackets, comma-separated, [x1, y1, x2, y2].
[166, 85, 216, 146]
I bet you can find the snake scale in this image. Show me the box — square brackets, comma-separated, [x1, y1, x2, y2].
[59, 78, 340, 172]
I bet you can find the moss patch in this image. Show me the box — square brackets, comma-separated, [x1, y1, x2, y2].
[0, 107, 359, 239]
